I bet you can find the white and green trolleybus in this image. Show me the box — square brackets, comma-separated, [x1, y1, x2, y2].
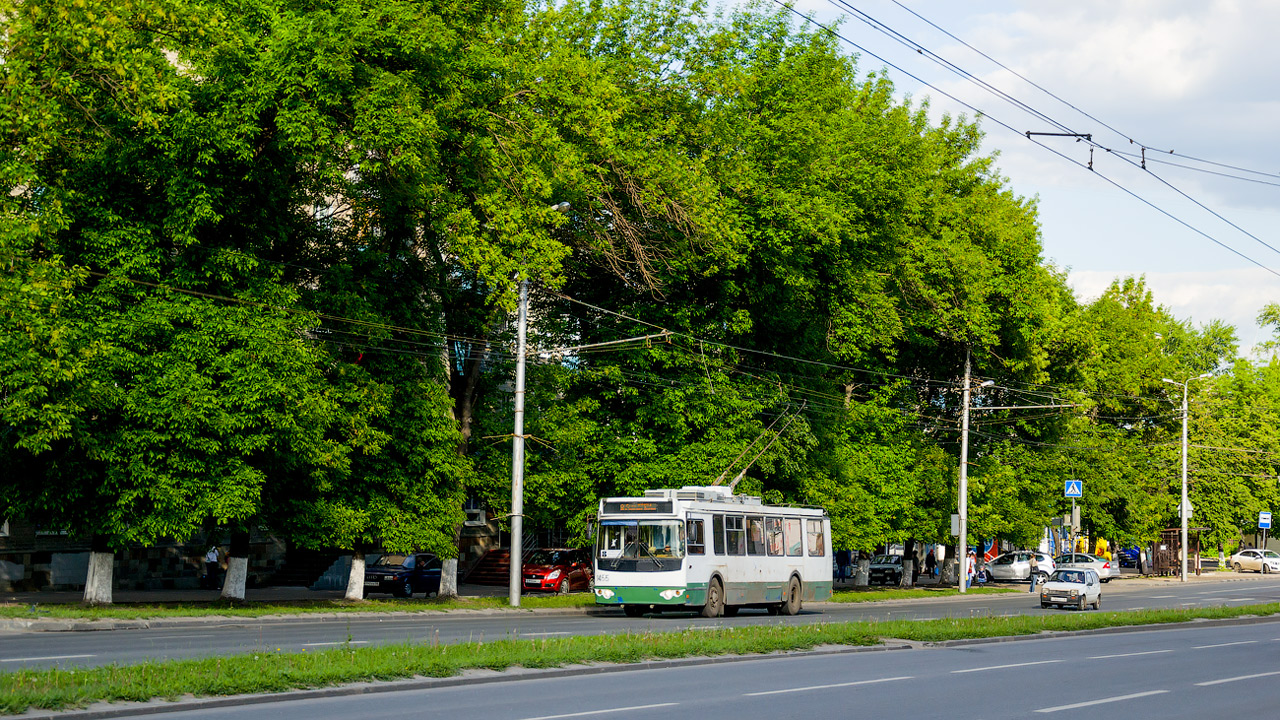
[593, 486, 833, 617]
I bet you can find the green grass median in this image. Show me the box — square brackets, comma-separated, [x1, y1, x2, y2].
[3, 602, 1280, 715]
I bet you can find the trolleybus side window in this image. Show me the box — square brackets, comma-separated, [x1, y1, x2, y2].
[806, 519, 826, 557]
[784, 518, 803, 556]
[726, 516, 745, 555]
[747, 516, 766, 556]
[712, 514, 725, 555]
[766, 517, 785, 556]
[687, 519, 705, 555]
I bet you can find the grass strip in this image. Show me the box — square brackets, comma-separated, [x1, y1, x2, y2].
[829, 586, 1017, 602]
[3, 602, 1279, 715]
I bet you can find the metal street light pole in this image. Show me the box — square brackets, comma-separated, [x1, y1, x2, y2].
[508, 202, 571, 608]
[1163, 373, 1210, 583]
[957, 349, 993, 594]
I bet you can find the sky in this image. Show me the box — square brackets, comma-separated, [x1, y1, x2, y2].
[777, 0, 1280, 355]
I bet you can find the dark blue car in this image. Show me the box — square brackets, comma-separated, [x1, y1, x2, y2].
[363, 552, 442, 598]
[1117, 547, 1140, 568]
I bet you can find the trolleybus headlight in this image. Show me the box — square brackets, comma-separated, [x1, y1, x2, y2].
[596, 588, 615, 599]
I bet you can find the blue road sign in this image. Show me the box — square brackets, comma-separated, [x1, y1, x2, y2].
[1261, 511, 1272, 530]
[1064, 480, 1083, 498]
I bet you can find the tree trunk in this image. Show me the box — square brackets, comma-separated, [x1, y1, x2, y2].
[855, 552, 870, 586]
[220, 530, 250, 602]
[439, 557, 459, 598]
[900, 539, 916, 587]
[345, 550, 366, 601]
[83, 534, 114, 605]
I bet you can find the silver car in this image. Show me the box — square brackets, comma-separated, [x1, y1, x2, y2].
[1053, 552, 1120, 582]
[1229, 548, 1280, 573]
[986, 551, 1056, 582]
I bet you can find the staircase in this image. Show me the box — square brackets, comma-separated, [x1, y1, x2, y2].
[465, 549, 514, 586]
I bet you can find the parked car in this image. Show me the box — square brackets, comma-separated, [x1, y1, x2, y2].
[1229, 548, 1280, 573]
[363, 552, 442, 598]
[522, 548, 593, 594]
[1040, 568, 1101, 610]
[1053, 552, 1120, 582]
[868, 555, 904, 585]
[986, 551, 1056, 582]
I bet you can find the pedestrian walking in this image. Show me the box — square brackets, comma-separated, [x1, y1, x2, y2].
[925, 548, 937, 579]
[1028, 552, 1039, 593]
[203, 545, 221, 590]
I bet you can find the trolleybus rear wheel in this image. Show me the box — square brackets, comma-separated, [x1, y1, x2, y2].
[780, 577, 802, 616]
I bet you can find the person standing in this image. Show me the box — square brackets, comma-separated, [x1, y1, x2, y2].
[203, 545, 221, 590]
[925, 548, 937, 579]
[966, 550, 976, 589]
[1028, 552, 1040, 593]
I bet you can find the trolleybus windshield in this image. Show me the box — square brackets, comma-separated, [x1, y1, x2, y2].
[597, 520, 685, 569]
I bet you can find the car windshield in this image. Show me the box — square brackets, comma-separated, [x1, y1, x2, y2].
[1051, 570, 1084, 584]
[527, 550, 573, 565]
[873, 555, 901, 565]
[371, 554, 410, 567]
[1263, 550, 1280, 559]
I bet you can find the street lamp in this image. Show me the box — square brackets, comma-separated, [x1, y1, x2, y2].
[1162, 373, 1212, 583]
[509, 201, 571, 608]
[958, 348, 994, 594]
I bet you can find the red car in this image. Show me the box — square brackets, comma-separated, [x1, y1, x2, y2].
[521, 548, 593, 594]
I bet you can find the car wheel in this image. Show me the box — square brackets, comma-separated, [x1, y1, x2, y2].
[401, 579, 414, 598]
[1040, 602, 1049, 609]
[557, 578, 571, 595]
[623, 604, 645, 617]
[701, 578, 724, 618]
[1235, 562, 1244, 573]
[1036, 572, 1048, 584]
[780, 577, 802, 616]
[1078, 596, 1086, 611]
[1264, 564, 1272, 575]
[1093, 595, 1101, 610]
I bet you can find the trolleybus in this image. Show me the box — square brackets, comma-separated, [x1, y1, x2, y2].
[593, 485, 832, 616]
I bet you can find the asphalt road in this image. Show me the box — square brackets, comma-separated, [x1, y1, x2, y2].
[3, 574, 1279, 671]
[72, 615, 1280, 720]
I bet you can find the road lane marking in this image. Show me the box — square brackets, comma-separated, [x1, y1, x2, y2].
[1192, 641, 1256, 650]
[952, 660, 1061, 674]
[1, 654, 96, 663]
[1149, 595, 1176, 599]
[1035, 690, 1168, 713]
[1089, 649, 1173, 659]
[1223, 598, 1256, 602]
[300, 641, 369, 647]
[1196, 670, 1280, 686]
[744, 676, 913, 696]
[521, 703, 677, 719]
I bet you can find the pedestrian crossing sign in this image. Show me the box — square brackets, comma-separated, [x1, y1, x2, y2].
[1064, 480, 1083, 498]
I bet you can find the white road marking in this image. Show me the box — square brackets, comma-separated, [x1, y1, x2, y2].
[1149, 595, 1176, 599]
[1199, 585, 1280, 594]
[1223, 598, 1256, 602]
[952, 660, 1061, 674]
[1196, 670, 1280, 686]
[1035, 690, 1168, 713]
[745, 676, 913, 696]
[1192, 640, 1257, 650]
[1089, 649, 1172, 659]
[1, 654, 96, 663]
[521, 703, 678, 719]
[300, 641, 370, 647]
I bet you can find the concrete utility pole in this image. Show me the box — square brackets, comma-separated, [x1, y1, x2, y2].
[1163, 373, 1210, 583]
[509, 278, 530, 608]
[958, 350, 971, 594]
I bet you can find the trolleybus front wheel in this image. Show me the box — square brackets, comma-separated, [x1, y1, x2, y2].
[701, 578, 724, 618]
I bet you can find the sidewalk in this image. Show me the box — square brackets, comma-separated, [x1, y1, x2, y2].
[1, 582, 513, 606]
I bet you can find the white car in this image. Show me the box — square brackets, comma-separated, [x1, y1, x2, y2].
[986, 551, 1056, 582]
[1229, 548, 1280, 573]
[1053, 552, 1120, 582]
[1040, 568, 1101, 610]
